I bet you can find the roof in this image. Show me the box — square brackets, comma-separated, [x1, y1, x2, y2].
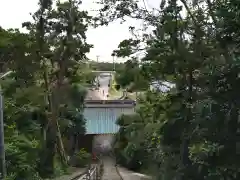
[84, 100, 136, 108]
[85, 99, 136, 104]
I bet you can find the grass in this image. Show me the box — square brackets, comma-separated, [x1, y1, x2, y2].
[126, 92, 137, 100]
[108, 89, 123, 100]
[108, 74, 123, 99]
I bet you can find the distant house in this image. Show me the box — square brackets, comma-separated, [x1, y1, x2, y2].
[150, 81, 175, 92]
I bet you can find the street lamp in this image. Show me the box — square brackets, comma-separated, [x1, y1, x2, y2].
[0, 70, 13, 179]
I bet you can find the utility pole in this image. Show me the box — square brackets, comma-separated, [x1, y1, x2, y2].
[96, 55, 100, 88]
[112, 55, 115, 72]
[0, 71, 13, 179]
[96, 55, 99, 64]
[0, 93, 5, 180]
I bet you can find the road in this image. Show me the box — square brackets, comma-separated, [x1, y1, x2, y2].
[98, 72, 111, 100]
[85, 73, 148, 179]
[86, 72, 112, 100]
[101, 157, 151, 180]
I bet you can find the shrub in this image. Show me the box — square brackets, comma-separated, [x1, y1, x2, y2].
[70, 148, 91, 167]
[115, 84, 120, 90]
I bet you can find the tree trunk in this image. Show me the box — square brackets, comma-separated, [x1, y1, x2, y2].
[51, 91, 67, 163]
[39, 118, 57, 178]
[71, 134, 78, 155]
[180, 71, 193, 179]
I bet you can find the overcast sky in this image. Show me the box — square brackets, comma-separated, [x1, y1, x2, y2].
[0, 0, 159, 63]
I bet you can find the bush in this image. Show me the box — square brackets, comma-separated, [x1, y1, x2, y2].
[115, 84, 120, 90]
[70, 148, 91, 167]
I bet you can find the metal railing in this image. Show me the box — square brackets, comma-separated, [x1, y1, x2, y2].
[77, 156, 103, 180]
[84, 99, 136, 105]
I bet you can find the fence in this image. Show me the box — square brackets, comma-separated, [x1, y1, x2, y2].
[77, 156, 103, 180]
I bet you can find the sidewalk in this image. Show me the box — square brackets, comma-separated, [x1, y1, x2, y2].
[101, 157, 152, 180]
[101, 157, 120, 180]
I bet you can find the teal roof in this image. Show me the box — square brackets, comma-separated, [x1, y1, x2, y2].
[84, 107, 134, 134]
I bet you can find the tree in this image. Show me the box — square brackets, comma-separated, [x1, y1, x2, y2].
[101, 0, 240, 179]
[115, 59, 149, 92]
[88, 61, 124, 71]
[21, 0, 93, 176]
[0, 0, 94, 178]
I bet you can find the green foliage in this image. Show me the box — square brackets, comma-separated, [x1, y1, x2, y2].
[115, 59, 149, 92]
[0, 0, 94, 179]
[89, 61, 124, 71]
[5, 0, 240, 179]
[114, 113, 146, 171]
[70, 148, 91, 168]
[115, 84, 120, 90]
[5, 134, 42, 180]
[102, 0, 240, 179]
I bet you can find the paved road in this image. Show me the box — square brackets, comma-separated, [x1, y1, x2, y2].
[86, 72, 112, 100]
[101, 157, 151, 180]
[98, 72, 111, 100]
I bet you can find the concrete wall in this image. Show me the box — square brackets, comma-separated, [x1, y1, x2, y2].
[75, 134, 115, 155]
[92, 134, 115, 154]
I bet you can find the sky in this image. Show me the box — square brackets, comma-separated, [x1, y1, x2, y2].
[0, 0, 159, 63]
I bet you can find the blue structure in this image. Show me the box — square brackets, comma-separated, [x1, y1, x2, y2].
[84, 100, 135, 134]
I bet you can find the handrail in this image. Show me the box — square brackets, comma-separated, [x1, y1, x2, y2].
[77, 166, 96, 180]
[118, 90, 127, 100]
[76, 155, 103, 180]
[84, 99, 135, 104]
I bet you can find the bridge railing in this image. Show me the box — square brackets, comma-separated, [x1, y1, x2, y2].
[84, 99, 136, 108]
[84, 99, 136, 105]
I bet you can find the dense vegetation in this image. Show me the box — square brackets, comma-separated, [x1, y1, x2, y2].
[99, 0, 240, 179]
[3, 0, 240, 179]
[1, 0, 94, 179]
[88, 61, 124, 71]
[114, 59, 149, 92]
